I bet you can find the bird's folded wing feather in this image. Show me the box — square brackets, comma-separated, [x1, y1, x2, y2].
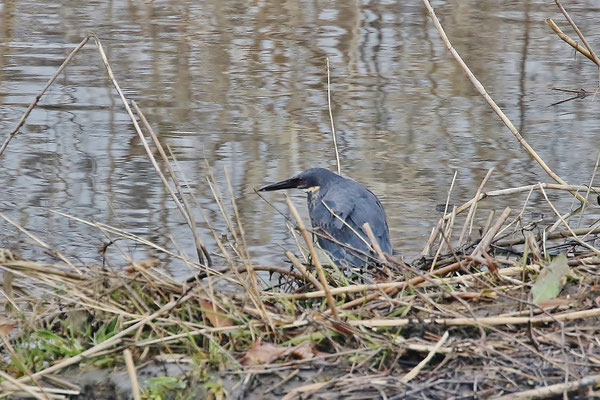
[310, 194, 355, 231]
[325, 187, 390, 251]
[314, 186, 388, 235]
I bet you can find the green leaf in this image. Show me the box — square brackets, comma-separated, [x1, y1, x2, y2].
[531, 254, 570, 304]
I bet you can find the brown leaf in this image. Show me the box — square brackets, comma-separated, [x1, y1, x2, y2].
[291, 342, 316, 360]
[330, 321, 354, 335]
[536, 297, 573, 308]
[124, 258, 160, 274]
[199, 298, 234, 328]
[0, 318, 16, 335]
[240, 341, 287, 365]
[482, 251, 499, 278]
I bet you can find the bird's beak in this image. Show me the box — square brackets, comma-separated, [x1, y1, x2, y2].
[258, 177, 300, 192]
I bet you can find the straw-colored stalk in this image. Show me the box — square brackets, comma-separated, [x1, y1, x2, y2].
[545, 18, 596, 65]
[284, 196, 339, 319]
[326, 57, 341, 176]
[351, 307, 600, 328]
[420, 0, 585, 203]
[131, 101, 211, 266]
[553, 0, 600, 67]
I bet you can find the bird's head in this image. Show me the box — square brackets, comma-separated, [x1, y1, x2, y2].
[258, 168, 339, 193]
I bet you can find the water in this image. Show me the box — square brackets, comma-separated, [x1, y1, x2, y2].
[1, 0, 599, 276]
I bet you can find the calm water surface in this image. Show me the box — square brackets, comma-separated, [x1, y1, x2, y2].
[1, 0, 599, 275]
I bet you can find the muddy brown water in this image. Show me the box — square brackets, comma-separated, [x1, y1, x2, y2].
[1, 0, 599, 277]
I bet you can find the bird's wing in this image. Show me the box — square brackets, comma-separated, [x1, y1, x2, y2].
[311, 183, 391, 254]
[310, 189, 356, 231]
[346, 188, 392, 254]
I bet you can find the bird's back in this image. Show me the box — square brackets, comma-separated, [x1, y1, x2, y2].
[307, 175, 391, 267]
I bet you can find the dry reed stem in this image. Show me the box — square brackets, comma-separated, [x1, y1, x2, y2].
[420, 0, 585, 203]
[401, 331, 450, 383]
[0, 260, 82, 281]
[482, 209, 495, 236]
[53, 210, 185, 261]
[458, 168, 494, 245]
[285, 251, 323, 290]
[422, 219, 443, 256]
[188, 264, 304, 281]
[95, 73, 210, 266]
[285, 195, 338, 319]
[546, 201, 582, 235]
[441, 205, 456, 254]
[15, 294, 192, 386]
[351, 307, 600, 328]
[442, 183, 598, 224]
[0, 212, 81, 275]
[576, 152, 600, 230]
[431, 171, 457, 268]
[15, 35, 213, 276]
[131, 100, 211, 266]
[0, 35, 91, 158]
[471, 207, 511, 258]
[0, 369, 46, 400]
[0, 336, 51, 400]
[326, 57, 341, 175]
[204, 173, 272, 331]
[554, 0, 600, 67]
[395, 339, 453, 354]
[206, 171, 239, 247]
[123, 349, 141, 400]
[545, 18, 596, 65]
[282, 381, 329, 400]
[362, 223, 387, 263]
[89, 35, 211, 266]
[539, 187, 600, 256]
[494, 373, 600, 400]
[161, 152, 246, 286]
[0, 381, 77, 400]
[496, 225, 600, 247]
[134, 325, 244, 347]
[5, 273, 136, 318]
[224, 167, 250, 258]
[310, 260, 467, 306]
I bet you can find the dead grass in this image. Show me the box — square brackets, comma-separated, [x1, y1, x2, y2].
[2, 170, 600, 399]
[1, 2, 600, 399]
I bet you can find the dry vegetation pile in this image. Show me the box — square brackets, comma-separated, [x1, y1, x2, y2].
[2, 178, 600, 399]
[2, 0, 600, 399]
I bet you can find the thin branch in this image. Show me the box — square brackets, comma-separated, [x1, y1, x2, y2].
[554, 0, 600, 67]
[420, 0, 585, 203]
[285, 195, 338, 319]
[0, 35, 91, 158]
[545, 18, 596, 65]
[494, 373, 600, 400]
[326, 58, 341, 175]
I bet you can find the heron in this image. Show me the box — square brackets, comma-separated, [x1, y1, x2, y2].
[259, 167, 392, 267]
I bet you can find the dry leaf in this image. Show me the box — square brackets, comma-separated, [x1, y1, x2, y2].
[536, 298, 572, 308]
[199, 298, 234, 328]
[240, 341, 286, 365]
[291, 342, 316, 360]
[0, 318, 16, 335]
[124, 258, 160, 274]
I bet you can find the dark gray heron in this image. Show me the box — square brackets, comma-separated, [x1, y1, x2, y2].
[259, 168, 392, 267]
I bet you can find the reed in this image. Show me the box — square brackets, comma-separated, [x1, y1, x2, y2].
[2, 3, 600, 396]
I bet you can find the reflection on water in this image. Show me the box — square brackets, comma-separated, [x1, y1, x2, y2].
[0, 0, 599, 274]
